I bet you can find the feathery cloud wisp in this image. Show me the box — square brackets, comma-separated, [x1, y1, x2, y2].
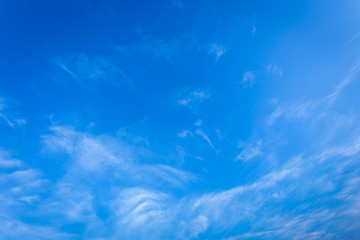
[209, 44, 226, 60]
[241, 71, 255, 87]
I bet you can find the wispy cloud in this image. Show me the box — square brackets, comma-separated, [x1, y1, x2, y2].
[236, 139, 262, 161]
[268, 99, 314, 125]
[2, 118, 360, 239]
[241, 71, 255, 87]
[41, 125, 296, 238]
[239, 61, 360, 239]
[269, 60, 360, 126]
[194, 119, 202, 127]
[176, 157, 303, 236]
[112, 188, 171, 227]
[2, 1, 360, 239]
[208, 44, 226, 60]
[0, 218, 74, 240]
[324, 60, 360, 105]
[0, 150, 58, 239]
[196, 129, 216, 151]
[315, 128, 360, 162]
[0, 150, 22, 168]
[178, 120, 217, 154]
[177, 90, 210, 108]
[252, 24, 256, 37]
[266, 64, 283, 77]
[42, 125, 195, 186]
[3, 58, 360, 238]
[37, 125, 197, 237]
[2, 57, 359, 240]
[178, 129, 193, 138]
[54, 53, 132, 88]
[0, 97, 26, 128]
[44, 181, 96, 221]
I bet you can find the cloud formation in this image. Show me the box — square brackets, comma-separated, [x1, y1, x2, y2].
[54, 53, 131, 89]
[208, 44, 227, 60]
[2, 1, 360, 239]
[0, 98, 26, 128]
[241, 71, 255, 87]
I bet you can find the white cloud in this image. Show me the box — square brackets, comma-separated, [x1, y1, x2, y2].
[315, 129, 360, 162]
[0, 153, 46, 197]
[177, 90, 210, 107]
[142, 164, 196, 187]
[220, 115, 360, 240]
[42, 125, 195, 186]
[236, 139, 262, 161]
[111, 188, 174, 239]
[0, 150, 22, 168]
[266, 64, 283, 77]
[14, 118, 26, 126]
[189, 215, 209, 237]
[196, 129, 216, 151]
[209, 44, 226, 60]
[0, 151, 58, 239]
[0, 98, 26, 128]
[252, 24, 256, 36]
[241, 71, 255, 87]
[2, 120, 360, 239]
[269, 60, 360, 126]
[0, 218, 74, 240]
[112, 188, 170, 227]
[178, 129, 193, 138]
[268, 99, 314, 125]
[0, 113, 14, 127]
[178, 98, 191, 105]
[5, 92, 360, 239]
[49, 182, 97, 221]
[324, 60, 360, 105]
[54, 53, 131, 88]
[177, 157, 303, 235]
[37, 125, 197, 237]
[194, 119, 202, 127]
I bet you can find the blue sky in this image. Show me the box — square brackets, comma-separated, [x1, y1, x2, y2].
[1, 0, 360, 239]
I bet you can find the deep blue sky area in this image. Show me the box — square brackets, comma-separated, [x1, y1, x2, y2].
[1, 0, 360, 239]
